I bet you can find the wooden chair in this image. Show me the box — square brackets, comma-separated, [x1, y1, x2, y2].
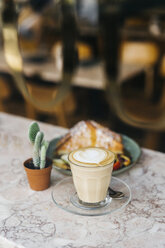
[120, 41, 162, 150]
[25, 81, 76, 127]
[120, 41, 159, 98]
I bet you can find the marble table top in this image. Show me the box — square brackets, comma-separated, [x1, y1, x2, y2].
[0, 112, 165, 248]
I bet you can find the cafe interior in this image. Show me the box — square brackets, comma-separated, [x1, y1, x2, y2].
[0, 0, 165, 153]
[0, 1, 165, 247]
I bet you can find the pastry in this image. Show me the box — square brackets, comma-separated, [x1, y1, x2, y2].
[55, 120, 123, 155]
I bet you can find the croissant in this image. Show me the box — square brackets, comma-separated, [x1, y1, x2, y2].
[55, 120, 123, 155]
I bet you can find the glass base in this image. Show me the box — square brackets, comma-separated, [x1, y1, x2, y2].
[70, 194, 112, 210]
[51, 176, 131, 216]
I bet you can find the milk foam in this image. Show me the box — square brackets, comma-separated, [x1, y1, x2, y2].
[73, 148, 107, 164]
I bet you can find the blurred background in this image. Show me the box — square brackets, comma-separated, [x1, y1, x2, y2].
[0, 0, 165, 152]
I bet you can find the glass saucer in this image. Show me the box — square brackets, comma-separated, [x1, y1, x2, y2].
[51, 177, 131, 216]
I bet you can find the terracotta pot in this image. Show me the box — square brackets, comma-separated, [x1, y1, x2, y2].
[24, 158, 52, 191]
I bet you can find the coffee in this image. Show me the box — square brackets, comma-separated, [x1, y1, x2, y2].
[68, 147, 115, 204]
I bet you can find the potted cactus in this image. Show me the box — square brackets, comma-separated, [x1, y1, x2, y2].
[23, 122, 52, 191]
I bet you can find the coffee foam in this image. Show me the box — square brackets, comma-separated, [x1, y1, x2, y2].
[69, 147, 115, 167]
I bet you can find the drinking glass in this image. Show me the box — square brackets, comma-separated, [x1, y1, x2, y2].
[68, 147, 115, 208]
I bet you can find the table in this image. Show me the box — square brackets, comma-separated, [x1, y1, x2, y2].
[0, 112, 165, 248]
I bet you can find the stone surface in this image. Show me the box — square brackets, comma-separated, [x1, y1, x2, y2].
[0, 112, 165, 248]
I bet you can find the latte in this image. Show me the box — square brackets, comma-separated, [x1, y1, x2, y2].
[68, 147, 115, 204]
[69, 147, 115, 166]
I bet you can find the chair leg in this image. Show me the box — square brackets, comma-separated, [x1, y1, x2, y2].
[25, 101, 37, 120]
[144, 67, 154, 99]
[0, 100, 4, 112]
[54, 103, 68, 127]
[143, 131, 160, 150]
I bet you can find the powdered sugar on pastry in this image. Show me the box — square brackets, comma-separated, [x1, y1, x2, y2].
[55, 120, 123, 155]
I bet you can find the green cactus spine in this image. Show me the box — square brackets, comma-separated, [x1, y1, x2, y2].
[28, 122, 40, 144]
[33, 131, 44, 168]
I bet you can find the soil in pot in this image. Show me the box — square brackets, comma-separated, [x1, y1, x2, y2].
[24, 158, 52, 191]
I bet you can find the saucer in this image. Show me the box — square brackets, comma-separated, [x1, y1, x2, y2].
[51, 177, 131, 216]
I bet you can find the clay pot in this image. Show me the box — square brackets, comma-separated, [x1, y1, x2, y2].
[24, 158, 52, 191]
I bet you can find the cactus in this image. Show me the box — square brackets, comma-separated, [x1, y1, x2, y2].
[41, 140, 49, 150]
[40, 145, 47, 169]
[33, 131, 44, 167]
[28, 122, 40, 144]
[28, 122, 49, 169]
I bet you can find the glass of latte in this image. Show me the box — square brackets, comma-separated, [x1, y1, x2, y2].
[68, 147, 115, 206]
